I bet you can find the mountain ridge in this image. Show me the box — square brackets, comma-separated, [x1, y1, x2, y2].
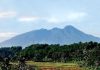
[0, 25, 100, 47]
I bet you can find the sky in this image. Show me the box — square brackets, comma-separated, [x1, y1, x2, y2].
[0, 0, 100, 42]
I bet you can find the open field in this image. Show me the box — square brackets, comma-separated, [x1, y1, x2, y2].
[26, 61, 82, 70]
[11, 61, 83, 70]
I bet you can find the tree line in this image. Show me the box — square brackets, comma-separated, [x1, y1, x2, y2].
[0, 41, 100, 68]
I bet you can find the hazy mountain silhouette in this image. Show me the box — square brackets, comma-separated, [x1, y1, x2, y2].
[0, 25, 100, 47]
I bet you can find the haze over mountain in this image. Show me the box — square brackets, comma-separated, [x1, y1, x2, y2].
[0, 25, 100, 47]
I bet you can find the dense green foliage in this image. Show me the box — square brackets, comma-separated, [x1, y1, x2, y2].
[0, 41, 100, 69]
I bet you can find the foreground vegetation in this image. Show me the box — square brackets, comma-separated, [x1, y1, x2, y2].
[0, 41, 100, 70]
[11, 61, 82, 70]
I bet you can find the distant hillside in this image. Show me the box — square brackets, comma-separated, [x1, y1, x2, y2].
[0, 25, 100, 47]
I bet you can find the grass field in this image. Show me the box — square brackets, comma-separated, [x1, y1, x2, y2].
[10, 61, 98, 70]
[11, 61, 83, 70]
[26, 61, 78, 66]
[27, 61, 82, 70]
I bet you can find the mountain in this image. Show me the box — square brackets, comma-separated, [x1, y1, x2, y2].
[0, 25, 100, 47]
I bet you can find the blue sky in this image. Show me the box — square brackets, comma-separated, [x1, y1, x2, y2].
[0, 0, 100, 42]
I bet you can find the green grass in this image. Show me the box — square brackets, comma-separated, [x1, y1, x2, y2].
[10, 61, 85, 70]
[26, 61, 78, 67]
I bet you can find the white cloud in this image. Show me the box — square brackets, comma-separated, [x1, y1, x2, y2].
[46, 12, 87, 23]
[66, 12, 87, 22]
[0, 32, 17, 38]
[47, 17, 59, 23]
[18, 16, 39, 22]
[0, 11, 16, 19]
